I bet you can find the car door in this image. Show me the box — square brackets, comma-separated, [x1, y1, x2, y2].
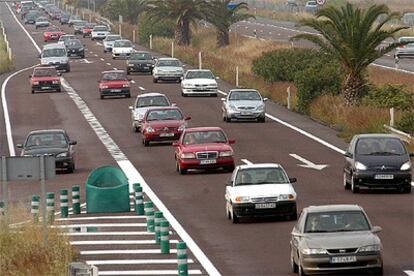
[225, 168, 238, 204]
[291, 210, 305, 263]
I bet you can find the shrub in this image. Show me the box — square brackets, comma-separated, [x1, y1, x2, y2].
[363, 84, 414, 110]
[395, 111, 414, 135]
[138, 13, 174, 45]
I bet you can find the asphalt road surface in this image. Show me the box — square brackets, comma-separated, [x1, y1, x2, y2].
[0, 4, 413, 276]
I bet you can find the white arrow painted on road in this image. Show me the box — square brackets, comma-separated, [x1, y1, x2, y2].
[289, 154, 328, 170]
[80, 58, 93, 64]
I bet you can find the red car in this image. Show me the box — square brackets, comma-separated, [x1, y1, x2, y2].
[43, 26, 65, 42]
[99, 70, 131, 99]
[29, 66, 61, 93]
[173, 127, 235, 174]
[82, 24, 95, 38]
[141, 107, 190, 146]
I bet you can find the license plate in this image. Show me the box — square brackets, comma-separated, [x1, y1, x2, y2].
[159, 133, 174, 137]
[241, 111, 252, 115]
[42, 86, 51, 89]
[330, 256, 357, 263]
[200, 159, 216, 165]
[111, 89, 122, 92]
[255, 203, 276, 209]
[143, 66, 149, 69]
[374, 174, 394, 180]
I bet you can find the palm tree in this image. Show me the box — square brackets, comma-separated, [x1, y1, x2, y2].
[122, 0, 148, 25]
[147, 0, 208, 46]
[205, 0, 254, 47]
[292, 3, 408, 105]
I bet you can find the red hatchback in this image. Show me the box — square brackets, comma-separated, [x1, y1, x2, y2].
[43, 26, 65, 42]
[141, 107, 190, 146]
[173, 127, 235, 174]
[82, 24, 95, 38]
[99, 70, 131, 99]
[29, 66, 61, 93]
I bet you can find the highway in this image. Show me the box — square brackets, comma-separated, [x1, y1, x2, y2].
[0, 3, 413, 275]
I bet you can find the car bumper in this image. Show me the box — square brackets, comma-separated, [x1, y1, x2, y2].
[45, 36, 60, 41]
[127, 65, 153, 73]
[179, 157, 235, 170]
[182, 88, 218, 95]
[82, 32, 91, 36]
[353, 171, 412, 188]
[68, 50, 84, 57]
[32, 84, 60, 91]
[74, 29, 83, 34]
[113, 52, 131, 58]
[233, 201, 296, 218]
[153, 74, 183, 80]
[36, 23, 49, 28]
[100, 88, 130, 96]
[92, 34, 107, 39]
[301, 252, 382, 275]
[144, 131, 182, 142]
[227, 110, 265, 120]
[395, 50, 414, 58]
[56, 157, 74, 169]
[43, 63, 69, 71]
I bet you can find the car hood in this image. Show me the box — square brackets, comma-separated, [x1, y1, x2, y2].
[356, 154, 409, 169]
[303, 231, 379, 249]
[22, 147, 68, 156]
[104, 41, 116, 46]
[230, 184, 295, 198]
[44, 31, 63, 35]
[146, 120, 184, 128]
[183, 143, 233, 153]
[229, 100, 263, 108]
[182, 78, 217, 86]
[155, 66, 182, 71]
[67, 45, 83, 50]
[128, 59, 153, 64]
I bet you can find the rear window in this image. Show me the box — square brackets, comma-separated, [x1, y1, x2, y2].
[33, 68, 57, 77]
[94, 26, 108, 31]
[102, 72, 127, 81]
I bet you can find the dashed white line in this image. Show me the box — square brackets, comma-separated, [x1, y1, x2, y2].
[130, 80, 136, 84]
[241, 159, 253, 165]
[90, 51, 94, 54]
[96, 42, 102, 46]
[98, 270, 203, 275]
[404, 271, 414, 276]
[94, 54, 98, 57]
[106, 62, 111, 66]
[113, 67, 118, 70]
[139, 86, 145, 91]
[100, 58, 105, 61]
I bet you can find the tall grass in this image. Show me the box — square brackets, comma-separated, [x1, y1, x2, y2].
[0, 34, 13, 74]
[0, 206, 77, 275]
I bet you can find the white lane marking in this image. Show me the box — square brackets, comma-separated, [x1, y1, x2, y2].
[113, 67, 118, 70]
[411, 182, 414, 187]
[385, 54, 391, 57]
[96, 42, 102, 46]
[241, 159, 253, 165]
[90, 51, 94, 54]
[139, 86, 145, 91]
[404, 271, 414, 276]
[82, 250, 188, 256]
[85, 258, 194, 264]
[98, 270, 203, 275]
[100, 58, 105, 61]
[289, 153, 328, 170]
[94, 54, 98, 57]
[52, 223, 146, 228]
[372, 62, 414, 75]
[130, 80, 136, 84]
[63, 231, 161, 236]
[81, 58, 92, 64]
[70, 240, 180, 245]
[1, 65, 38, 156]
[106, 62, 111, 66]
[56, 215, 144, 221]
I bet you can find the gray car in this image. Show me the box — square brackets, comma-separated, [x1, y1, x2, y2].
[40, 43, 70, 72]
[290, 205, 383, 275]
[395, 37, 414, 60]
[221, 89, 267, 122]
[152, 58, 184, 83]
[35, 16, 50, 29]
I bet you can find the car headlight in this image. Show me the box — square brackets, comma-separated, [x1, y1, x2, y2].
[122, 84, 130, 88]
[52, 80, 60, 84]
[183, 84, 195, 89]
[219, 150, 233, 157]
[180, 152, 196, 159]
[101, 85, 108, 89]
[400, 161, 411, 171]
[79, 47, 84, 51]
[279, 194, 295, 200]
[256, 104, 265, 111]
[228, 104, 237, 111]
[146, 126, 155, 133]
[358, 244, 381, 252]
[355, 161, 367, 171]
[32, 81, 39, 85]
[302, 248, 328, 255]
[128, 63, 134, 67]
[234, 196, 250, 203]
[56, 152, 68, 157]
[60, 59, 68, 64]
[178, 124, 186, 131]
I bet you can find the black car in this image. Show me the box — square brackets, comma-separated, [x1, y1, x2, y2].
[126, 51, 155, 75]
[17, 129, 77, 173]
[344, 134, 413, 193]
[65, 39, 85, 58]
[24, 10, 40, 24]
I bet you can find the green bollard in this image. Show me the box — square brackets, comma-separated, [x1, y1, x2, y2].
[46, 192, 55, 224]
[132, 183, 140, 211]
[31, 195, 40, 223]
[134, 186, 144, 215]
[60, 189, 68, 218]
[154, 211, 163, 244]
[177, 242, 188, 276]
[0, 201, 4, 216]
[146, 210, 155, 232]
[144, 201, 154, 213]
[160, 220, 170, 254]
[72, 185, 80, 215]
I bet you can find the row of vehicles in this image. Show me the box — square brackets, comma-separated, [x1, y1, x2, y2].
[16, 3, 413, 275]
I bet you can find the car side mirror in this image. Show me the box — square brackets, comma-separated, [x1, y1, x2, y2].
[129, 106, 133, 110]
[215, 76, 220, 80]
[289, 177, 297, 183]
[221, 98, 226, 101]
[228, 139, 235, 144]
[226, 180, 233, 186]
[263, 97, 268, 101]
[69, 140, 77, 145]
[185, 116, 191, 121]
[344, 152, 353, 158]
[16, 143, 23, 149]
[172, 142, 179, 147]
[171, 103, 177, 107]
[371, 226, 382, 233]
[180, 76, 184, 81]
[57, 72, 62, 76]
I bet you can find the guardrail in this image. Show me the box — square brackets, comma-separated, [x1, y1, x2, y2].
[384, 125, 414, 144]
[0, 21, 12, 61]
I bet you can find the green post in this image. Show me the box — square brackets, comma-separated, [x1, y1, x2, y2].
[160, 220, 170, 254]
[72, 185, 80, 214]
[31, 195, 40, 223]
[146, 210, 155, 232]
[134, 186, 144, 215]
[154, 211, 163, 244]
[60, 189, 68, 218]
[46, 192, 55, 224]
[177, 242, 188, 276]
[0, 201, 5, 216]
[132, 183, 140, 210]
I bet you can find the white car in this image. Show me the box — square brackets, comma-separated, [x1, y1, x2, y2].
[58, 34, 77, 45]
[225, 163, 297, 223]
[181, 69, 218, 97]
[103, 34, 122, 53]
[91, 25, 110, 40]
[129, 93, 173, 132]
[112, 39, 134, 59]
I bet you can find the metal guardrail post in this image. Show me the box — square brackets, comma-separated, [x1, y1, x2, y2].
[144, 201, 155, 232]
[60, 189, 68, 218]
[0, 201, 5, 216]
[177, 242, 188, 276]
[134, 186, 144, 215]
[31, 195, 40, 223]
[154, 211, 163, 244]
[160, 220, 170, 254]
[72, 185, 80, 214]
[46, 192, 55, 224]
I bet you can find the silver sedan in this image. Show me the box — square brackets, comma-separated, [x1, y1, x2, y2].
[221, 89, 267, 122]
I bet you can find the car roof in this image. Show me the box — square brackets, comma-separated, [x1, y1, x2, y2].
[43, 43, 65, 49]
[28, 129, 66, 135]
[237, 163, 282, 170]
[34, 66, 56, 70]
[102, 70, 125, 74]
[137, 92, 166, 98]
[355, 133, 401, 139]
[158, 57, 179, 61]
[146, 106, 180, 111]
[185, 127, 223, 132]
[305, 204, 363, 213]
[115, 39, 131, 42]
[229, 88, 259, 93]
[186, 69, 212, 72]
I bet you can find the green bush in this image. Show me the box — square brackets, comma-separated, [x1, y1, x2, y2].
[138, 13, 174, 45]
[363, 84, 414, 110]
[396, 112, 414, 135]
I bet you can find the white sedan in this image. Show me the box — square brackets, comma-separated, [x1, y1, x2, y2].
[225, 163, 298, 223]
[181, 69, 218, 97]
[112, 39, 134, 59]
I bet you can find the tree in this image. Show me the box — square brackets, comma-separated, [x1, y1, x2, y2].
[205, 0, 254, 47]
[101, 0, 147, 24]
[147, 0, 208, 46]
[292, 3, 408, 105]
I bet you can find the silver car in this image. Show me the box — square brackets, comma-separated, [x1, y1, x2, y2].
[221, 89, 267, 122]
[103, 35, 122, 53]
[395, 37, 414, 60]
[40, 43, 70, 72]
[290, 205, 383, 275]
[152, 58, 184, 83]
[35, 16, 49, 29]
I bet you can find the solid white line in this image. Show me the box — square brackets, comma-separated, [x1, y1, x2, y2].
[70, 240, 179, 245]
[63, 231, 172, 236]
[81, 250, 185, 255]
[404, 271, 414, 276]
[85, 259, 194, 264]
[241, 159, 253, 165]
[56, 215, 145, 221]
[98, 270, 202, 275]
[52, 223, 146, 228]
[100, 58, 105, 61]
[139, 86, 145, 90]
[96, 42, 102, 46]
[372, 62, 414, 75]
[106, 63, 111, 66]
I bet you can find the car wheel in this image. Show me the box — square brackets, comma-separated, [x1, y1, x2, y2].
[132, 124, 138, 133]
[67, 163, 75, 173]
[143, 138, 150, 147]
[66, 67, 70, 73]
[225, 165, 235, 172]
[100, 95, 104, 99]
[291, 252, 298, 273]
[402, 185, 412, 194]
[177, 161, 187, 175]
[372, 265, 383, 275]
[31, 89, 35, 94]
[226, 203, 231, 220]
[298, 262, 307, 276]
[226, 116, 231, 123]
[181, 92, 187, 97]
[153, 78, 158, 83]
[127, 70, 130, 75]
[230, 207, 239, 224]
[289, 208, 298, 221]
[57, 87, 61, 92]
[343, 172, 350, 190]
[351, 174, 360, 193]
[211, 93, 217, 97]
[112, 56, 115, 60]
[126, 93, 131, 98]
[258, 116, 265, 123]
[103, 49, 107, 53]
[81, 55, 85, 59]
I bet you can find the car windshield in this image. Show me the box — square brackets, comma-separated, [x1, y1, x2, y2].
[36, 17, 47, 22]
[60, 35, 76, 41]
[114, 40, 132, 47]
[183, 130, 227, 145]
[356, 137, 406, 155]
[105, 35, 121, 41]
[130, 52, 152, 60]
[229, 91, 261, 101]
[66, 40, 82, 47]
[26, 133, 68, 148]
[74, 21, 86, 26]
[185, 71, 214, 79]
[46, 27, 59, 32]
[136, 96, 169, 108]
[157, 60, 180, 67]
[146, 109, 183, 121]
[102, 72, 127, 81]
[42, 48, 66, 57]
[235, 167, 289, 186]
[305, 211, 370, 233]
[33, 68, 57, 77]
[94, 26, 108, 31]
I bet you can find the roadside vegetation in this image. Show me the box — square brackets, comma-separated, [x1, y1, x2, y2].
[0, 206, 77, 275]
[0, 34, 13, 74]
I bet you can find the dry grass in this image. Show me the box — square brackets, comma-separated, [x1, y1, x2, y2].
[0, 205, 77, 275]
[0, 34, 13, 74]
[368, 66, 414, 92]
